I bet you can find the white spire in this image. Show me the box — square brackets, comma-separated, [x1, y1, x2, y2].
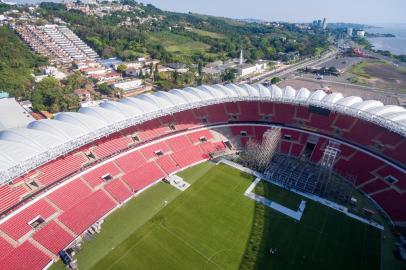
[239, 49, 244, 65]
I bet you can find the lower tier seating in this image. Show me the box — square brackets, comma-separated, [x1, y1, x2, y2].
[104, 179, 132, 203]
[58, 190, 116, 235]
[0, 200, 57, 241]
[32, 221, 74, 254]
[122, 162, 165, 192]
[0, 241, 50, 270]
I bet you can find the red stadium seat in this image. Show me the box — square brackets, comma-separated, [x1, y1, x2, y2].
[0, 237, 14, 261]
[92, 135, 132, 159]
[58, 190, 116, 234]
[156, 156, 179, 174]
[0, 200, 57, 241]
[122, 162, 165, 192]
[33, 221, 75, 254]
[47, 179, 92, 211]
[82, 162, 121, 188]
[37, 153, 86, 186]
[0, 185, 27, 213]
[0, 241, 50, 270]
[115, 151, 146, 173]
[165, 135, 192, 152]
[104, 179, 132, 204]
[140, 141, 171, 160]
[187, 129, 213, 143]
[171, 145, 207, 168]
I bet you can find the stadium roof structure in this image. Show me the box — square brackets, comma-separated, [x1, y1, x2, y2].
[0, 83, 406, 184]
[0, 98, 35, 132]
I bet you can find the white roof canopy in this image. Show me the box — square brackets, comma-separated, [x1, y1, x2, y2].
[0, 83, 405, 184]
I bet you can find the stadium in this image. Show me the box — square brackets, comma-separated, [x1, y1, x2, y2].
[0, 83, 405, 269]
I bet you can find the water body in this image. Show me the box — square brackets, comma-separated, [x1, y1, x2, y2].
[366, 24, 406, 55]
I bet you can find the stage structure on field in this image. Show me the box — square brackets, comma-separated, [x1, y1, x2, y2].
[242, 127, 281, 171]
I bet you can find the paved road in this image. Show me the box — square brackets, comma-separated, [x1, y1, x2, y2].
[247, 49, 338, 84]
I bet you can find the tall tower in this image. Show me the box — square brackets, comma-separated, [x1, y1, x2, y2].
[322, 18, 327, 30]
[239, 49, 244, 65]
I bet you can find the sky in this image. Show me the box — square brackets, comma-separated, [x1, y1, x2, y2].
[139, 0, 406, 24]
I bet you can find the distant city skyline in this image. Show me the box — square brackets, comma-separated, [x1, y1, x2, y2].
[139, 0, 406, 24]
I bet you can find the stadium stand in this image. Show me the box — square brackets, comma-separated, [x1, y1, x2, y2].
[0, 238, 14, 261]
[156, 156, 179, 175]
[0, 84, 405, 269]
[0, 241, 51, 270]
[122, 162, 165, 192]
[0, 185, 27, 213]
[0, 200, 57, 241]
[115, 150, 146, 173]
[32, 221, 74, 254]
[47, 179, 92, 211]
[171, 145, 207, 168]
[187, 129, 213, 143]
[58, 190, 116, 235]
[92, 135, 132, 159]
[104, 179, 132, 203]
[82, 162, 121, 188]
[37, 154, 87, 186]
[140, 141, 171, 160]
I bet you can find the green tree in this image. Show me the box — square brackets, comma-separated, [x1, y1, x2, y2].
[116, 64, 128, 74]
[270, 77, 281, 84]
[221, 68, 236, 83]
[97, 83, 113, 95]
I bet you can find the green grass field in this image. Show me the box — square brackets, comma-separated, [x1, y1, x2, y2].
[188, 28, 226, 39]
[148, 31, 210, 55]
[51, 162, 384, 270]
[254, 180, 302, 210]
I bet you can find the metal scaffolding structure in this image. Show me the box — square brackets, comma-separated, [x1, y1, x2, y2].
[316, 141, 341, 196]
[242, 127, 281, 172]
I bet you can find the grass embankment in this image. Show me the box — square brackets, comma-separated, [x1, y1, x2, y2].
[148, 31, 210, 56]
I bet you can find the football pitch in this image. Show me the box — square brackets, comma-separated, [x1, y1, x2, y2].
[52, 162, 381, 270]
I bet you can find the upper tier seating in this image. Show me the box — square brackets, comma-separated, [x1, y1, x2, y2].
[173, 111, 199, 130]
[272, 104, 296, 124]
[37, 153, 86, 186]
[58, 190, 116, 234]
[225, 102, 240, 114]
[92, 135, 132, 159]
[137, 120, 170, 141]
[239, 102, 261, 121]
[32, 220, 74, 254]
[206, 104, 228, 123]
[0, 185, 27, 213]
